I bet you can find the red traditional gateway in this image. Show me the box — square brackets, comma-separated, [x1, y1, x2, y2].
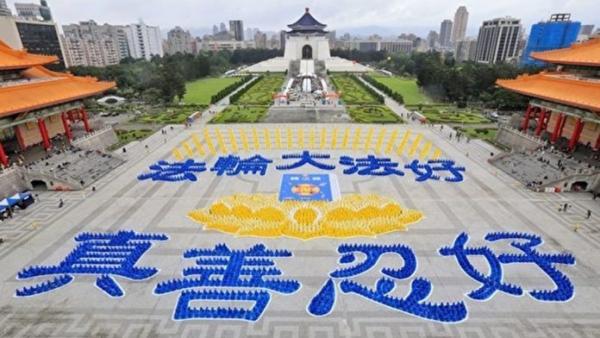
[0, 40, 115, 167]
[497, 38, 600, 153]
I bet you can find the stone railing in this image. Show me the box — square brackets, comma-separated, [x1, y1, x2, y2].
[72, 126, 118, 152]
[495, 124, 545, 152]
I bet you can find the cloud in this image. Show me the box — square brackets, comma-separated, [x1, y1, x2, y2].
[6, 0, 599, 37]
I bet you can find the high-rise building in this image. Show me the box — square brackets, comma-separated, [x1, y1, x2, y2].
[327, 30, 336, 49]
[268, 34, 280, 49]
[439, 19, 453, 47]
[521, 14, 580, 66]
[427, 30, 439, 49]
[0, 0, 11, 16]
[254, 31, 267, 49]
[229, 20, 244, 41]
[126, 21, 163, 60]
[379, 40, 413, 53]
[455, 38, 477, 62]
[577, 24, 595, 41]
[279, 30, 286, 50]
[474, 17, 522, 64]
[62, 20, 127, 67]
[0, 0, 64, 67]
[164, 26, 194, 55]
[219, 22, 227, 33]
[451, 6, 469, 44]
[579, 24, 595, 36]
[15, 1, 52, 21]
[212, 25, 218, 35]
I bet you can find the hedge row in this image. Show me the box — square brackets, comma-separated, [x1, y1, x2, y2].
[350, 75, 384, 104]
[229, 76, 263, 104]
[362, 75, 404, 105]
[210, 75, 253, 104]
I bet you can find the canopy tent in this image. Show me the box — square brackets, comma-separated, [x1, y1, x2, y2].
[1, 191, 33, 210]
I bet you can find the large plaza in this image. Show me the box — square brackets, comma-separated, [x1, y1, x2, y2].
[0, 4, 599, 338]
[1, 123, 599, 337]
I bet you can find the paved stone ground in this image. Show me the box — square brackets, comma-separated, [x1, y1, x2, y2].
[1, 124, 599, 338]
[264, 106, 350, 123]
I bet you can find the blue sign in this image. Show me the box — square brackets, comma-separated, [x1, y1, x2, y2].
[278, 174, 340, 202]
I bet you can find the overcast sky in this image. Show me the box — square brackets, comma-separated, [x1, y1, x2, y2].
[6, 0, 599, 37]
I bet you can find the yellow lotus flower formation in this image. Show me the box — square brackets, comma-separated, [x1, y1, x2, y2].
[188, 194, 424, 240]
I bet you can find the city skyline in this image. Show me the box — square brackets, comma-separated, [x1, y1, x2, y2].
[5, 0, 599, 38]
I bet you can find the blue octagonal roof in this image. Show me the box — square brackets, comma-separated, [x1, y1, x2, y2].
[288, 8, 327, 33]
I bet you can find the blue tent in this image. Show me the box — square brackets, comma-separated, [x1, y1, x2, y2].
[0, 199, 9, 211]
[19, 192, 33, 201]
[0, 192, 33, 210]
[7, 194, 22, 207]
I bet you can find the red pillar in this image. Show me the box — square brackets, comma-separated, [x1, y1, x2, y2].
[521, 104, 532, 131]
[38, 118, 51, 150]
[61, 112, 73, 142]
[594, 131, 600, 150]
[535, 108, 547, 136]
[0, 140, 8, 167]
[568, 118, 584, 152]
[551, 113, 564, 143]
[81, 108, 92, 133]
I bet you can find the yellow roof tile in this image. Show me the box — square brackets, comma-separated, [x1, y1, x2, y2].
[497, 73, 600, 113]
[0, 40, 58, 70]
[531, 38, 600, 67]
[0, 66, 116, 117]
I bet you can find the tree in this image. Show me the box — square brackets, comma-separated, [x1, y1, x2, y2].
[157, 61, 186, 103]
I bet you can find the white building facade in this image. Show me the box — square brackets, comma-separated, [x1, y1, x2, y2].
[126, 21, 163, 60]
[164, 26, 194, 55]
[283, 8, 331, 60]
[245, 8, 369, 73]
[475, 17, 522, 64]
[62, 21, 128, 67]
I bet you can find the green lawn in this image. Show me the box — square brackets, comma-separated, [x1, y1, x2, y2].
[457, 127, 497, 141]
[421, 108, 490, 124]
[235, 75, 284, 105]
[370, 75, 430, 105]
[133, 107, 204, 124]
[330, 75, 381, 105]
[210, 106, 268, 123]
[110, 129, 154, 150]
[183, 77, 241, 105]
[347, 106, 402, 124]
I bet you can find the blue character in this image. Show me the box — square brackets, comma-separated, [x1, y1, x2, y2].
[339, 155, 404, 176]
[154, 243, 300, 321]
[211, 155, 273, 176]
[276, 151, 335, 171]
[138, 159, 206, 182]
[16, 230, 168, 297]
[405, 159, 465, 182]
[439, 232, 576, 302]
[308, 244, 467, 323]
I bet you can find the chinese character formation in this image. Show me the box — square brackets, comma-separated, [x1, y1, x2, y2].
[308, 243, 468, 323]
[439, 232, 576, 302]
[138, 159, 207, 182]
[16, 230, 168, 297]
[154, 243, 300, 321]
[211, 154, 273, 176]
